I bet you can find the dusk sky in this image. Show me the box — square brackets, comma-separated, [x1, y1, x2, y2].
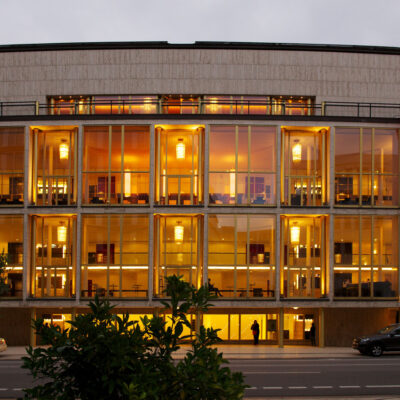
[1, 0, 399, 47]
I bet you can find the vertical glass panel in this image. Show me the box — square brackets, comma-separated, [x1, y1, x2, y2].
[237, 126, 248, 171]
[203, 315, 229, 340]
[230, 314, 240, 340]
[209, 126, 236, 171]
[124, 126, 150, 171]
[110, 126, 122, 171]
[335, 128, 360, 172]
[33, 216, 75, 298]
[374, 129, 398, 174]
[240, 314, 266, 340]
[208, 215, 235, 265]
[0, 127, 24, 205]
[0, 216, 23, 297]
[362, 129, 372, 173]
[361, 217, 371, 266]
[251, 126, 276, 172]
[83, 126, 109, 171]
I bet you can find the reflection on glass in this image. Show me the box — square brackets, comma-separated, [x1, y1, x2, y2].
[81, 215, 149, 298]
[209, 125, 276, 205]
[334, 216, 398, 298]
[0, 216, 23, 297]
[32, 216, 76, 298]
[282, 216, 325, 298]
[283, 128, 327, 206]
[335, 128, 398, 206]
[208, 214, 275, 298]
[0, 127, 24, 205]
[154, 215, 201, 296]
[83, 125, 150, 205]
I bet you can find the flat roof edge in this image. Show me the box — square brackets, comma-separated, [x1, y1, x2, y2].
[0, 41, 400, 55]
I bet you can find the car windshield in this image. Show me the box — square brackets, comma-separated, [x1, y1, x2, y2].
[378, 325, 398, 334]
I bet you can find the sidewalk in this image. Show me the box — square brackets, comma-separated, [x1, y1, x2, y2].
[1, 344, 358, 360]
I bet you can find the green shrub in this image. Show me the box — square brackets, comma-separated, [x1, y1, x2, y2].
[22, 275, 246, 399]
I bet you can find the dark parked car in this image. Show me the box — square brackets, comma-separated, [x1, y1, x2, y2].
[353, 323, 400, 356]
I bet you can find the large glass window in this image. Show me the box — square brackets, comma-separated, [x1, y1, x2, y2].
[209, 125, 276, 206]
[155, 126, 204, 206]
[32, 127, 77, 206]
[81, 215, 149, 298]
[282, 127, 327, 206]
[335, 128, 399, 206]
[83, 125, 150, 205]
[282, 216, 326, 298]
[208, 214, 275, 298]
[334, 216, 398, 298]
[31, 216, 76, 298]
[0, 216, 23, 297]
[154, 215, 202, 296]
[0, 127, 24, 205]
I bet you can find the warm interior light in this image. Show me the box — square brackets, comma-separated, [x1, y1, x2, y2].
[229, 169, 235, 198]
[57, 223, 67, 243]
[124, 170, 131, 197]
[209, 98, 220, 113]
[257, 253, 264, 264]
[176, 139, 185, 160]
[59, 141, 69, 160]
[290, 224, 300, 244]
[143, 97, 152, 112]
[174, 222, 184, 242]
[292, 140, 301, 162]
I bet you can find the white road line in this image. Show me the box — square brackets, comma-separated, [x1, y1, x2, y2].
[288, 386, 307, 389]
[339, 385, 360, 389]
[313, 386, 333, 389]
[0, 388, 7, 391]
[366, 384, 400, 388]
[262, 386, 283, 390]
[244, 371, 320, 374]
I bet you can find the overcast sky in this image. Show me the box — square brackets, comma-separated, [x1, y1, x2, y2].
[0, 0, 399, 47]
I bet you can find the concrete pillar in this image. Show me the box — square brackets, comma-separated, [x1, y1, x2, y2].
[278, 307, 284, 348]
[319, 308, 325, 347]
[203, 124, 209, 207]
[147, 214, 154, 299]
[30, 308, 36, 347]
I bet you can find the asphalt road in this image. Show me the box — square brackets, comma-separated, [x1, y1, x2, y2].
[1, 356, 400, 398]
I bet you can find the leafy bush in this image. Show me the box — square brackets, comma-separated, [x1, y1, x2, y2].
[22, 275, 246, 399]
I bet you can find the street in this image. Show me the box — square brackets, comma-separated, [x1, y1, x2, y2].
[2, 355, 400, 398]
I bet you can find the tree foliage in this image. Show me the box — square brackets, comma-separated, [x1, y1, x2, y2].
[0, 252, 10, 296]
[22, 275, 246, 399]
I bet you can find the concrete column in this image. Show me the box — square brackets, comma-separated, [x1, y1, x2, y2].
[147, 214, 154, 299]
[75, 213, 82, 303]
[203, 214, 208, 285]
[76, 124, 83, 207]
[24, 125, 30, 205]
[276, 126, 282, 207]
[278, 307, 284, 348]
[319, 307, 325, 347]
[276, 126, 282, 300]
[22, 213, 29, 301]
[203, 124, 209, 207]
[328, 214, 334, 301]
[30, 308, 36, 347]
[149, 124, 155, 207]
[329, 127, 335, 208]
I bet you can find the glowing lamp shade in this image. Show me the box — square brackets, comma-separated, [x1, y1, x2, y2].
[57, 224, 67, 243]
[176, 139, 185, 160]
[174, 223, 184, 242]
[59, 141, 69, 160]
[124, 171, 131, 197]
[290, 225, 300, 244]
[292, 141, 302, 162]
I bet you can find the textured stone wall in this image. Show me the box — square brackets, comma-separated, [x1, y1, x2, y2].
[0, 48, 399, 103]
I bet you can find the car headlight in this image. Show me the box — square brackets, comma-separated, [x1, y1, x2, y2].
[359, 338, 370, 343]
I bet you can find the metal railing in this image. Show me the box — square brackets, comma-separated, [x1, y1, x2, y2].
[1, 99, 400, 119]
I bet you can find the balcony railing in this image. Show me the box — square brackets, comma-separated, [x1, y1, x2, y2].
[1, 99, 400, 119]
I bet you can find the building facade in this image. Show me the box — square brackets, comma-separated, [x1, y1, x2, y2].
[0, 42, 399, 346]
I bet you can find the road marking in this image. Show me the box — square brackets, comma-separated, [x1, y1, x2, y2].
[262, 386, 283, 390]
[339, 385, 360, 389]
[0, 388, 7, 391]
[244, 371, 320, 374]
[288, 386, 307, 389]
[313, 386, 333, 389]
[12, 388, 23, 391]
[366, 384, 400, 388]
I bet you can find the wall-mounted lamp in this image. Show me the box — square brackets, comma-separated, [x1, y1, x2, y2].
[292, 139, 301, 162]
[174, 222, 184, 243]
[57, 222, 67, 243]
[59, 140, 69, 160]
[176, 138, 185, 160]
[290, 223, 300, 244]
